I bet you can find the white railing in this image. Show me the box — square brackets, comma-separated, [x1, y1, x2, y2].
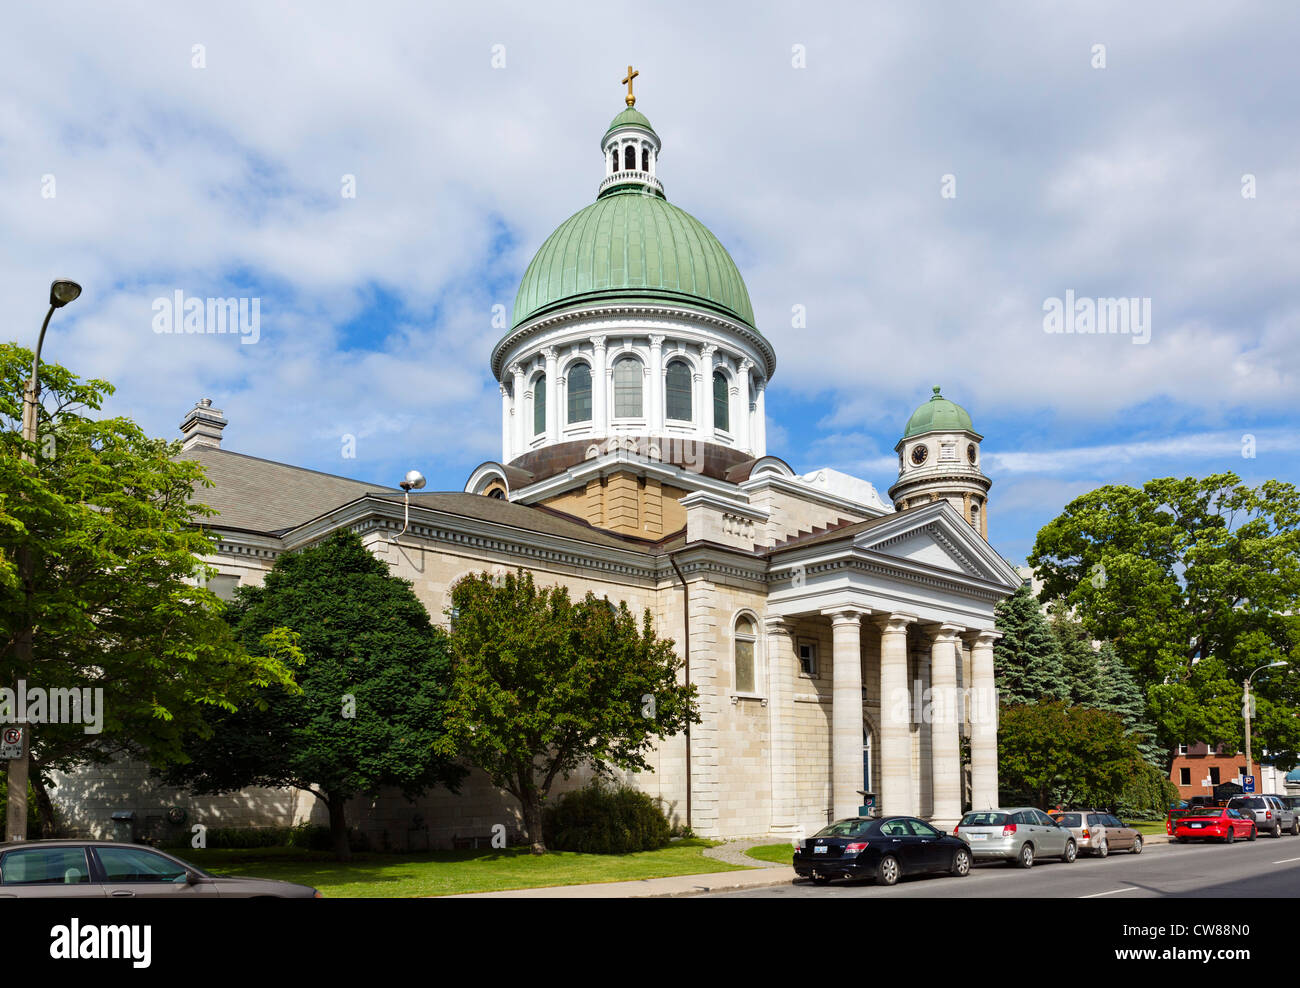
[598, 171, 664, 196]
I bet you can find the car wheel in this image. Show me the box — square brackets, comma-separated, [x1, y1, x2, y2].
[1225, 827, 1235, 844]
[951, 847, 971, 877]
[876, 854, 900, 887]
[1272, 823, 1281, 838]
[1248, 826, 1257, 842]
[1062, 839, 1077, 863]
[1098, 837, 1110, 858]
[1131, 836, 1143, 854]
[1291, 819, 1298, 836]
[1016, 842, 1035, 868]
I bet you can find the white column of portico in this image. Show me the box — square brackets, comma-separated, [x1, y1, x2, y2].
[966, 630, 1002, 811]
[542, 348, 559, 443]
[737, 359, 753, 454]
[912, 632, 933, 817]
[824, 607, 869, 820]
[927, 624, 965, 825]
[765, 616, 798, 834]
[500, 383, 512, 462]
[591, 335, 608, 434]
[509, 363, 525, 457]
[874, 613, 916, 817]
[648, 335, 664, 434]
[753, 377, 767, 455]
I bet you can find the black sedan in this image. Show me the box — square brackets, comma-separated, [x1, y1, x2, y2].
[793, 816, 972, 886]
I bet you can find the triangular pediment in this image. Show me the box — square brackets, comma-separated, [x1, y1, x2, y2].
[853, 502, 1021, 588]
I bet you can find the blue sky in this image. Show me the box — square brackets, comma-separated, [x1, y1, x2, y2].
[2, 0, 1296, 564]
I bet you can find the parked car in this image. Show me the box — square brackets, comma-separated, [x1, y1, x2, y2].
[1049, 809, 1144, 857]
[794, 816, 972, 886]
[954, 807, 1076, 868]
[1171, 806, 1256, 843]
[0, 841, 322, 898]
[1261, 795, 1300, 835]
[1226, 795, 1297, 838]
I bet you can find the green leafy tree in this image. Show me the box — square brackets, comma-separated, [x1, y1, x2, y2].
[0, 343, 300, 836]
[998, 702, 1146, 808]
[993, 581, 1069, 704]
[161, 531, 465, 861]
[1028, 474, 1300, 762]
[438, 571, 699, 854]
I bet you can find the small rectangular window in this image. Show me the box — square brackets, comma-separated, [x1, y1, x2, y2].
[1179, 767, 1191, 785]
[1209, 767, 1221, 785]
[797, 640, 817, 676]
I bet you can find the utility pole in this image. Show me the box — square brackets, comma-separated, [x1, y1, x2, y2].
[5, 280, 81, 842]
[1243, 660, 1288, 794]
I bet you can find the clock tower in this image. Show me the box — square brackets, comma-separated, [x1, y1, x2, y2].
[888, 386, 991, 538]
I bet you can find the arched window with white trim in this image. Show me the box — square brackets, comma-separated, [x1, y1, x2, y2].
[665, 359, 692, 422]
[613, 356, 643, 418]
[712, 370, 729, 432]
[532, 373, 546, 436]
[567, 362, 592, 424]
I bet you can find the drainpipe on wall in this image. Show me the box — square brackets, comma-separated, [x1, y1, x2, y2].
[669, 552, 691, 832]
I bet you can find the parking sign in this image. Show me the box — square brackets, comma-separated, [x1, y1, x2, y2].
[1244, 775, 1255, 793]
[1, 726, 23, 759]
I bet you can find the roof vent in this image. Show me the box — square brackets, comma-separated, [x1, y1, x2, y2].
[179, 398, 228, 451]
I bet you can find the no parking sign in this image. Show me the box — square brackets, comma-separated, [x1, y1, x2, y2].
[1, 726, 23, 759]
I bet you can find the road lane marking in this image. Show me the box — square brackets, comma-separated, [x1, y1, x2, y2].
[1272, 857, 1300, 864]
[1081, 887, 1137, 898]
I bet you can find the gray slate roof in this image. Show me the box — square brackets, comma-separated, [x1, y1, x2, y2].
[179, 446, 681, 554]
[179, 446, 396, 534]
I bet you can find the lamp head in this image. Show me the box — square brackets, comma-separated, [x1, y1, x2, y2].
[49, 280, 82, 308]
[400, 470, 426, 492]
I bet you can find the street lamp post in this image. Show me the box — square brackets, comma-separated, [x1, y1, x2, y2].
[1243, 660, 1288, 793]
[5, 279, 81, 842]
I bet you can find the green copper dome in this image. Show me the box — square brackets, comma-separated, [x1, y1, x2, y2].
[903, 386, 975, 438]
[511, 188, 757, 329]
[603, 107, 657, 144]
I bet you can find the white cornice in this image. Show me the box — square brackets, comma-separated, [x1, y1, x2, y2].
[493, 303, 776, 381]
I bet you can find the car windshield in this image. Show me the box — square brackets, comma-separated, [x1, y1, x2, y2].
[960, 812, 1008, 827]
[812, 819, 876, 838]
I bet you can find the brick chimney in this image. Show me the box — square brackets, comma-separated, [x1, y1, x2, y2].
[179, 398, 228, 451]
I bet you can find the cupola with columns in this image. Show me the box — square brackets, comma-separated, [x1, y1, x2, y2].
[887, 386, 991, 538]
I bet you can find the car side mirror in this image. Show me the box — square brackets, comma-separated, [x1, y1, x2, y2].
[185, 870, 204, 885]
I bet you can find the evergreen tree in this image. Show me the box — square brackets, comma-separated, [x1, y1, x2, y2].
[1096, 642, 1164, 768]
[1050, 608, 1104, 707]
[993, 581, 1070, 704]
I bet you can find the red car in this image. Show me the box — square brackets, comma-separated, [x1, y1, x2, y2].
[1171, 805, 1257, 843]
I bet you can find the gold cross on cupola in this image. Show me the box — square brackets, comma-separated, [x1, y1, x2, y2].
[622, 65, 639, 106]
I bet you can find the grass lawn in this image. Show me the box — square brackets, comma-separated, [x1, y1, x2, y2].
[178, 838, 747, 897]
[745, 842, 796, 865]
[1131, 819, 1170, 836]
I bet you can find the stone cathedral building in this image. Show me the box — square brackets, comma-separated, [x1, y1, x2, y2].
[53, 82, 1021, 846]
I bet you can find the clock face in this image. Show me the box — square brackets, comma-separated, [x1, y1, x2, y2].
[967, 443, 977, 464]
[910, 443, 929, 466]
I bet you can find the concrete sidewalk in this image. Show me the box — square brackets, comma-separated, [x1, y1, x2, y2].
[443, 865, 796, 898]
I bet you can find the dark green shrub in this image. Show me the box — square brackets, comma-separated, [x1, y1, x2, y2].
[544, 781, 671, 854]
[159, 823, 369, 852]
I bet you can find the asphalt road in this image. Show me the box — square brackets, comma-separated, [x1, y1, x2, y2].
[703, 835, 1300, 897]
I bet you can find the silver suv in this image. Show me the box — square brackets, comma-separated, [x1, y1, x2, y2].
[1226, 795, 1298, 838]
[955, 807, 1077, 868]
